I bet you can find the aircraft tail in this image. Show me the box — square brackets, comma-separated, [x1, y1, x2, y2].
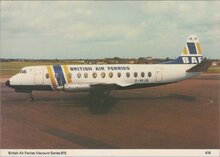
[165, 35, 203, 64]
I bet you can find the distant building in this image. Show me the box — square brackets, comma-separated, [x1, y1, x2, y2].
[75, 60, 85, 64]
[128, 60, 135, 64]
[212, 61, 217, 66]
[146, 57, 153, 60]
[96, 61, 106, 65]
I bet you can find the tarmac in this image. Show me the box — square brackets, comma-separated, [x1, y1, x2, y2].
[1, 73, 219, 149]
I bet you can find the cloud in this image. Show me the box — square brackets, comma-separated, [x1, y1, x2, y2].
[1, 1, 220, 59]
[141, 1, 220, 32]
[1, 1, 139, 42]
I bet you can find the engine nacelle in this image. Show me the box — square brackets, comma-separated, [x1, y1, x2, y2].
[63, 84, 91, 92]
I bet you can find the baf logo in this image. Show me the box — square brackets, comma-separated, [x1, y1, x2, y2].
[182, 56, 203, 64]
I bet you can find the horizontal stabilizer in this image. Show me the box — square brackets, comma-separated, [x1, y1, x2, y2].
[186, 60, 212, 72]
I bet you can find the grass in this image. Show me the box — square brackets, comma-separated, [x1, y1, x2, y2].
[0, 61, 83, 77]
[1, 61, 219, 77]
[206, 66, 220, 73]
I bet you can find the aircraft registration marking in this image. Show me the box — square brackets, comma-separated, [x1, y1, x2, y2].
[135, 79, 149, 83]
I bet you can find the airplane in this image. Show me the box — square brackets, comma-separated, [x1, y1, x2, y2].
[5, 35, 211, 110]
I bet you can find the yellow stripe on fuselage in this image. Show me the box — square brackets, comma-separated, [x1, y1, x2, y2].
[196, 43, 201, 55]
[47, 65, 57, 89]
[63, 65, 72, 84]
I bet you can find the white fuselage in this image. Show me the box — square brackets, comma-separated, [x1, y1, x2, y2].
[8, 64, 201, 92]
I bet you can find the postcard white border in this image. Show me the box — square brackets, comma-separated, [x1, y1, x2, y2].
[0, 149, 219, 157]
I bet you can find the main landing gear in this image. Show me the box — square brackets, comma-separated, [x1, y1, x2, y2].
[27, 93, 34, 102]
[88, 90, 114, 114]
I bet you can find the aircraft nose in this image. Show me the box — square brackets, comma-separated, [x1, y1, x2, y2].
[5, 80, 11, 87]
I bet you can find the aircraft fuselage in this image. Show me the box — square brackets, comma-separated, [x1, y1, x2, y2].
[6, 64, 201, 92]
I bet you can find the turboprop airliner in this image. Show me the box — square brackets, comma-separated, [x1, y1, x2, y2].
[5, 35, 211, 105]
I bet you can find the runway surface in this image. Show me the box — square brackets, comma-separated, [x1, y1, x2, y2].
[1, 74, 219, 149]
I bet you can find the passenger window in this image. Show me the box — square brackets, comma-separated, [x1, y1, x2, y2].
[20, 70, 27, 74]
[141, 72, 145, 77]
[93, 72, 97, 78]
[68, 73, 72, 78]
[117, 72, 121, 78]
[101, 72, 105, 78]
[45, 73, 49, 79]
[148, 72, 152, 77]
[77, 73, 81, 78]
[84, 73, 88, 78]
[109, 72, 113, 78]
[126, 72, 130, 78]
[134, 72, 138, 78]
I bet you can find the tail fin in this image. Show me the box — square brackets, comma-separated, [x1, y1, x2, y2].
[165, 35, 203, 64]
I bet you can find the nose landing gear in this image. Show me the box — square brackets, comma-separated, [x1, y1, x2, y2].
[27, 93, 34, 102]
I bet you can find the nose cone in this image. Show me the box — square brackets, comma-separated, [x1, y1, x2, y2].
[5, 80, 11, 87]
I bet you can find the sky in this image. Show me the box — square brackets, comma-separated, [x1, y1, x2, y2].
[1, 1, 220, 59]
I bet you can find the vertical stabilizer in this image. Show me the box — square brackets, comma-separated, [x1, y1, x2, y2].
[165, 35, 203, 64]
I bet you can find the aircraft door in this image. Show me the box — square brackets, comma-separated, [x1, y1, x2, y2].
[34, 70, 44, 85]
[55, 72, 65, 87]
[155, 68, 163, 82]
[53, 65, 66, 87]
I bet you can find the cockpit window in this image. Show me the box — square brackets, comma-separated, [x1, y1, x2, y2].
[20, 70, 27, 74]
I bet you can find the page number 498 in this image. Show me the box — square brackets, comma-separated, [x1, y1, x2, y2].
[205, 151, 211, 155]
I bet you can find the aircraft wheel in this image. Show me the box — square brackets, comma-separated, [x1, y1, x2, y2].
[88, 94, 114, 114]
[27, 97, 34, 102]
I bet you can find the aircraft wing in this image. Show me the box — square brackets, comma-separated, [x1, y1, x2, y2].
[90, 82, 134, 91]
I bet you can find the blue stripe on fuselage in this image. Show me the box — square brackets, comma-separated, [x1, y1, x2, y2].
[53, 65, 66, 86]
